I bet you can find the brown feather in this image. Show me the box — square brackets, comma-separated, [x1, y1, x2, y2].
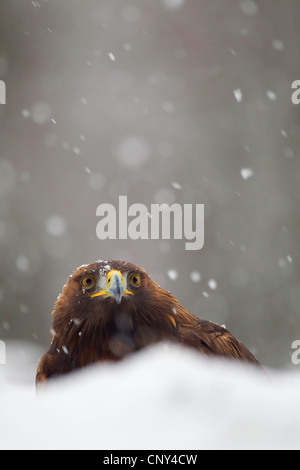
[36, 260, 261, 385]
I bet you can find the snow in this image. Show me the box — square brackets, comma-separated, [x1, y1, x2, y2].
[240, 167, 254, 180]
[167, 269, 178, 281]
[239, 0, 259, 16]
[115, 136, 150, 168]
[123, 43, 132, 51]
[190, 271, 201, 283]
[19, 304, 29, 314]
[73, 146, 81, 155]
[266, 90, 277, 101]
[1, 341, 300, 450]
[208, 279, 218, 290]
[16, 255, 30, 272]
[45, 215, 67, 236]
[272, 39, 284, 51]
[171, 182, 182, 190]
[161, 0, 186, 10]
[30, 102, 52, 125]
[88, 172, 105, 190]
[21, 109, 30, 118]
[278, 256, 293, 268]
[233, 89, 243, 103]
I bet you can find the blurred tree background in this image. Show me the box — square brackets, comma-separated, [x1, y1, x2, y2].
[0, 0, 299, 369]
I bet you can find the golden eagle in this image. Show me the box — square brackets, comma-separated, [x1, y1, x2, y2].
[36, 259, 260, 384]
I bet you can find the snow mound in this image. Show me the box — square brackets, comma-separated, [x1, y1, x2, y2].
[1, 342, 300, 450]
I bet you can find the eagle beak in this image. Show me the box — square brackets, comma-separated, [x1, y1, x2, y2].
[106, 270, 125, 304]
[91, 270, 133, 304]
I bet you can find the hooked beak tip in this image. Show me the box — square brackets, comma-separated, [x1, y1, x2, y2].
[107, 271, 125, 304]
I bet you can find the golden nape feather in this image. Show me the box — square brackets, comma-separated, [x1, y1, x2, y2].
[36, 259, 261, 385]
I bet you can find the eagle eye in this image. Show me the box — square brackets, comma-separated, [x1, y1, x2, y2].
[81, 275, 97, 290]
[128, 273, 141, 287]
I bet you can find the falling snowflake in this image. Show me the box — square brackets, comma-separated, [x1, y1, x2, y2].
[266, 90, 277, 101]
[190, 271, 201, 283]
[16, 255, 30, 272]
[30, 102, 52, 125]
[73, 146, 81, 155]
[161, 0, 186, 10]
[280, 130, 287, 138]
[19, 304, 29, 314]
[239, 0, 259, 15]
[116, 136, 150, 168]
[45, 215, 67, 237]
[233, 89, 243, 102]
[208, 279, 218, 290]
[272, 40, 284, 51]
[240, 168, 254, 180]
[21, 109, 30, 118]
[167, 269, 178, 281]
